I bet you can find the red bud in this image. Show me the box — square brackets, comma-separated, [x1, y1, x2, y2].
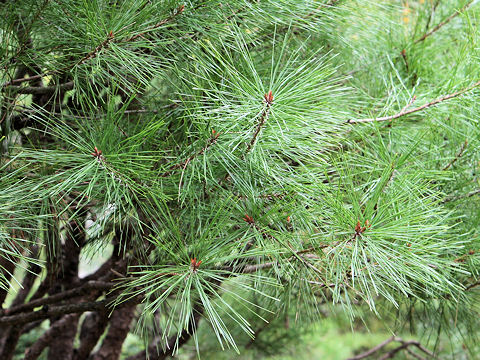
[355, 221, 362, 233]
[264, 90, 274, 104]
[243, 214, 254, 224]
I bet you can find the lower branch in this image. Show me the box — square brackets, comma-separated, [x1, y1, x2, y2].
[5, 81, 74, 95]
[90, 305, 137, 360]
[125, 305, 203, 360]
[0, 296, 141, 326]
[0, 325, 23, 360]
[3, 280, 113, 316]
[24, 314, 80, 360]
[347, 336, 396, 360]
[73, 310, 109, 360]
[347, 336, 434, 360]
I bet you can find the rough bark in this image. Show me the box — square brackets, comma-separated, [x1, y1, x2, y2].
[73, 311, 109, 360]
[24, 314, 80, 360]
[46, 216, 85, 360]
[90, 305, 137, 360]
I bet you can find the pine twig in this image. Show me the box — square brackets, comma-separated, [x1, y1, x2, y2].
[240, 248, 321, 275]
[246, 91, 274, 153]
[120, 5, 185, 43]
[415, 0, 474, 43]
[348, 80, 480, 124]
[442, 188, 480, 203]
[160, 131, 220, 177]
[466, 280, 480, 291]
[443, 139, 468, 170]
[401, 49, 410, 73]
[424, 0, 441, 31]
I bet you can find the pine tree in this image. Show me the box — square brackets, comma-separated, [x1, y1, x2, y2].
[0, 0, 479, 359]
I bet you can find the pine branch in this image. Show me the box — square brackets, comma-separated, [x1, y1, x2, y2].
[24, 314, 79, 360]
[406, 348, 428, 360]
[3, 281, 113, 316]
[21, 320, 44, 335]
[347, 336, 396, 360]
[415, 0, 474, 43]
[73, 311, 109, 360]
[378, 338, 434, 360]
[348, 80, 480, 124]
[90, 306, 137, 360]
[0, 295, 140, 326]
[125, 305, 203, 360]
[347, 337, 435, 360]
[5, 81, 74, 95]
[0, 324, 22, 360]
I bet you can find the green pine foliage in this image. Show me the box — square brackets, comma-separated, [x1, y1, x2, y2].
[0, 0, 479, 359]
